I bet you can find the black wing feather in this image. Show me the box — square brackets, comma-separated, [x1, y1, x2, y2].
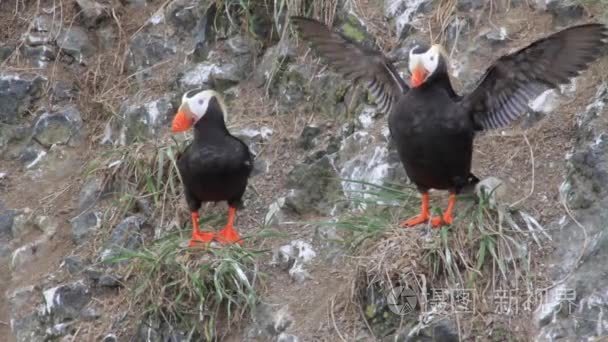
[461, 23, 608, 131]
[290, 16, 409, 115]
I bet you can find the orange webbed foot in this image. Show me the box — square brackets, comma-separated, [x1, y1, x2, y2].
[188, 230, 215, 248]
[216, 226, 242, 245]
[430, 216, 447, 228]
[442, 212, 453, 225]
[400, 192, 431, 228]
[430, 207, 455, 228]
[400, 214, 430, 228]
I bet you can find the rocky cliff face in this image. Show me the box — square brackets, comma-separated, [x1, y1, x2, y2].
[1, 0, 607, 341]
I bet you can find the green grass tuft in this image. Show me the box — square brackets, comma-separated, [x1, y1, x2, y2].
[324, 178, 548, 338]
[106, 229, 266, 339]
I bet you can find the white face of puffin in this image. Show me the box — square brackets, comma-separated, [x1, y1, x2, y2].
[408, 44, 444, 88]
[171, 89, 228, 132]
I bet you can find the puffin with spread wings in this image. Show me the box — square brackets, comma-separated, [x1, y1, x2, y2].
[291, 16, 607, 228]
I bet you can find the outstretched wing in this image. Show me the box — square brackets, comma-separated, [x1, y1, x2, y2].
[460, 23, 608, 131]
[290, 16, 409, 115]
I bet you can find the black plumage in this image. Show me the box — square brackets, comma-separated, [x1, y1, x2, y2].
[177, 98, 253, 211]
[291, 16, 607, 227]
[173, 91, 253, 245]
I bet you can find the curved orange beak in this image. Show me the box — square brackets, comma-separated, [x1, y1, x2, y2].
[411, 64, 428, 88]
[171, 105, 194, 133]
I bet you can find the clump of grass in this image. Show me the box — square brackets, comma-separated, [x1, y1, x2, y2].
[326, 179, 550, 339]
[83, 136, 190, 233]
[107, 227, 265, 340]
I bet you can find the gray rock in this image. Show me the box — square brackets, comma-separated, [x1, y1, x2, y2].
[32, 105, 83, 147]
[535, 83, 608, 341]
[11, 216, 58, 269]
[100, 215, 146, 262]
[77, 176, 106, 213]
[51, 80, 78, 103]
[43, 281, 91, 321]
[102, 334, 118, 342]
[0, 44, 15, 62]
[80, 306, 102, 321]
[482, 26, 508, 43]
[71, 211, 101, 244]
[360, 281, 416, 338]
[136, 315, 192, 342]
[271, 240, 317, 283]
[445, 15, 473, 47]
[333, 11, 379, 51]
[20, 15, 61, 66]
[8, 290, 45, 341]
[177, 60, 244, 91]
[98, 274, 122, 288]
[20, 45, 56, 67]
[276, 63, 353, 117]
[393, 320, 459, 341]
[285, 156, 344, 216]
[298, 125, 322, 150]
[336, 130, 407, 207]
[546, 1, 584, 27]
[563, 83, 608, 209]
[45, 322, 74, 339]
[277, 333, 299, 342]
[62, 256, 85, 275]
[18, 143, 47, 169]
[253, 37, 297, 88]
[96, 25, 117, 50]
[264, 197, 287, 227]
[456, 0, 484, 11]
[384, 0, 433, 38]
[226, 34, 256, 56]
[247, 303, 293, 339]
[56, 26, 96, 63]
[0, 73, 45, 124]
[84, 266, 122, 287]
[126, 0, 214, 78]
[11, 312, 45, 342]
[75, 0, 109, 28]
[0, 204, 15, 240]
[119, 93, 177, 144]
[126, 33, 178, 76]
[276, 63, 314, 108]
[234, 126, 273, 156]
[8, 285, 40, 318]
[177, 62, 217, 89]
[32, 14, 61, 34]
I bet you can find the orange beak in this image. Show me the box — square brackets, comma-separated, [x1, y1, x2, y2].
[171, 106, 194, 133]
[411, 64, 428, 88]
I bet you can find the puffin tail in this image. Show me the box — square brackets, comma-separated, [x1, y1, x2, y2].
[460, 173, 480, 194]
[468, 173, 480, 186]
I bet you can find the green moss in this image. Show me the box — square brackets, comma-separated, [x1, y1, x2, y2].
[340, 21, 367, 42]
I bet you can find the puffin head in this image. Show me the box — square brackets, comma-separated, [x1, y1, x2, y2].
[408, 44, 448, 88]
[171, 89, 228, 132]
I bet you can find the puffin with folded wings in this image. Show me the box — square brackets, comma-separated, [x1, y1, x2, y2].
[291, 16, 608, 228]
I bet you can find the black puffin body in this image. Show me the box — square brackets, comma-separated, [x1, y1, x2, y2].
[172, 89, 253, 245]
[291, 16, 608, 227]
[177, 98, 253, 208]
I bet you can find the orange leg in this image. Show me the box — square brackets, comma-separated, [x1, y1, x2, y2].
[430, 193, 456, 227]
[188, 212, 214, 247]
[401, 192, 430, 227]
[216, 206, 243, 245]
